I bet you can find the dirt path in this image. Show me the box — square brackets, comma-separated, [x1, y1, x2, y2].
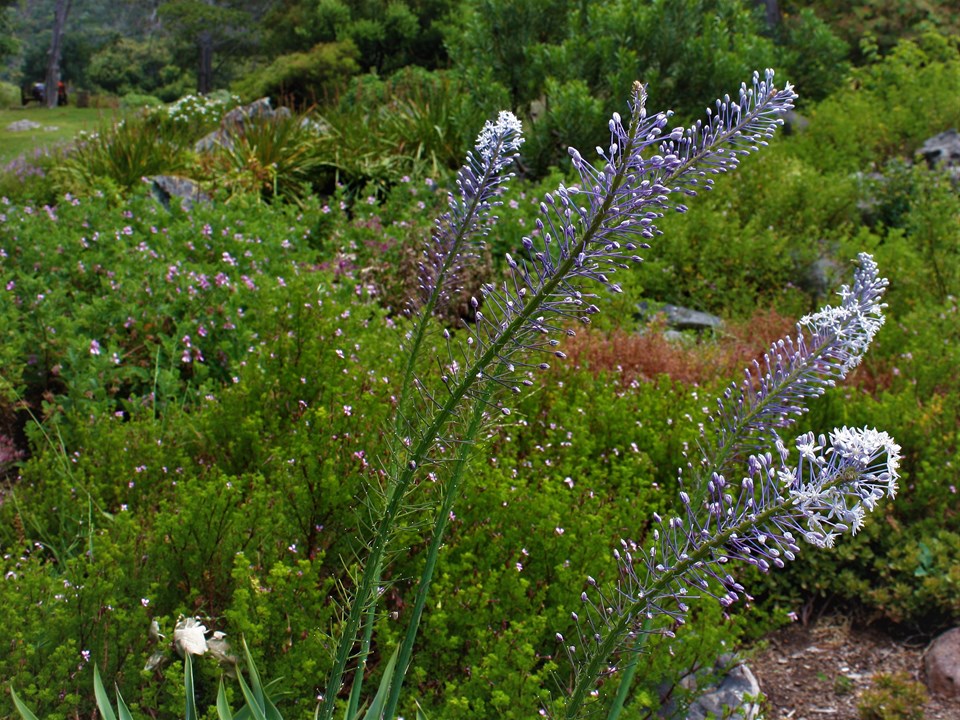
[750, 617, 960, 719]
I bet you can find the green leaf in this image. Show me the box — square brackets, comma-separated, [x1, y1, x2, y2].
[241, 638, 283, 720]
[94, 665, 119, 720]
[217, 677, 235, 720]
[237, 670, 269, 720]
[359, 645, 399, 720]
[415, 699, 430, 720]
[185, 654, 199, 720]
[242, 639, 266, 709]
[9, 687, 41, 720]
[116, 685, 135, 720]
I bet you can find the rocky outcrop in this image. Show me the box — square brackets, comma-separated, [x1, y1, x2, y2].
[147, 175, 211, 212]
[194, 97, 292, 153]
[924, 627, 960, 697]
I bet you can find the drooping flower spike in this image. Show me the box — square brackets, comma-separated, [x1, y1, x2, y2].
[562, 255, 898, 718]
[708, 252, 888, 466]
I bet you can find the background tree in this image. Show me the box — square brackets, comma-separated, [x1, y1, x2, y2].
[0, 0, 20, 67]
[158, 0, 266, 94]
[259, 0, 454, 75]
[43, 0, 71, 107]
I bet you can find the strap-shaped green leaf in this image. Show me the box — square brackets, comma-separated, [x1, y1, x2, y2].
[359, 645, 399, 720]
[9, 687, 41, 720]
[94, 665, 119, 720]
[185, 654, 198, 720]
[217, 677, 235, 720]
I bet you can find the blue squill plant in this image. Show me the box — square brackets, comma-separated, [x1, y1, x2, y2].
[560, 253, 899, 717]
[316, 69, 899, 720]
[5, 74, 900, 720]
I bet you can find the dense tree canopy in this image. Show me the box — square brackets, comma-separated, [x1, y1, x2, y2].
[2, 0, 957, 126]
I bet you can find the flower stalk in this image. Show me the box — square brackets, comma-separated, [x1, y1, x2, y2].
[323, 70, 799, 718]
[562, 255, 897, 717]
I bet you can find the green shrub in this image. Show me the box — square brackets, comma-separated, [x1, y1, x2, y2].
[53, 118, 190, 196]
[199, 111, 325, 204]
[858, 671, 928, 720]
[87, 38, 191, 102]
[141, 92, 243, 146]
[120, 93, 163, 110]
[525, 77, 608, 175]
[316, 68, 502, 191]
[0, 80, 20, 107]
[781, 8, 851, 105]
[235, 40, 360, 107]
[793, 32, 960, 173]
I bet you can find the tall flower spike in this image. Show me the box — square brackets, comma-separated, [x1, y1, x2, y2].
[416, 111, 524, 316]
[562, 255, 897, 718]
[323, 111, 524, 720]
[707, 252, 888, 465]
[443, 71, 796, 403]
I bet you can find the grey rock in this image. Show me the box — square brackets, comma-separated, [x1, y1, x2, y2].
[147, 175, 210, 211]
[782, 110, 809, 136]
[659, 655, 762, 720]
[917, 129, 960, 169]
[194, 97, 293, 153]
[6, 120, 41, 132]
[661, 304, 723, 332]
[797, 255, 842, 298]
[924, 627, 960, 697]
[687, 661, 761, 720]
[662, 329, 688, 344]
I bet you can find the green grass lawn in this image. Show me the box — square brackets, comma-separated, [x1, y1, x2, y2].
[0, 106, 119, 163]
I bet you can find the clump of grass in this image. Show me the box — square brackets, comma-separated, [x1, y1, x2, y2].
[858, 671, 928, 720]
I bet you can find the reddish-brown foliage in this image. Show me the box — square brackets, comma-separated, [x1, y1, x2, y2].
[563, 307, 798, 387]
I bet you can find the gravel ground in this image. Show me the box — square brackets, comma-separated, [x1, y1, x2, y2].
[750, 617, 960, 720]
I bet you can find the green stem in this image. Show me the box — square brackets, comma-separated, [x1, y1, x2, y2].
[563, 480, 813, 718]
[329, 138, 515, 714]
[320, 149, 630, 716]
[381, 383, 494, 720]
[323, 82, 789, 719]
[605, 628, 650, 720]
[346, 591, 378, 719]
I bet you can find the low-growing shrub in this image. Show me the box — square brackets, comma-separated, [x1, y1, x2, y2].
[234, 40, 360, 107]
[858, 671, 928, 720]
[53, 119, 189, 196]
[0, 80, 20, 107]
[119, 93, 164, 110]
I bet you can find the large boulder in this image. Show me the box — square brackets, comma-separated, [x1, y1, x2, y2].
[194, 97, 292, 153]
[924, 627, 960, 697]
[917, 129, 960, 170]
[147, 175, 210, 212]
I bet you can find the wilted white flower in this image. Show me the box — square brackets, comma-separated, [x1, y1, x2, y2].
[206, 630, 236, 665]
[149, 618, 164, 641]
[173, 615, 208, 656]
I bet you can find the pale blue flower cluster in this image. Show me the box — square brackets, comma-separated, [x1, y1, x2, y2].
[564, 254, 898, 717]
